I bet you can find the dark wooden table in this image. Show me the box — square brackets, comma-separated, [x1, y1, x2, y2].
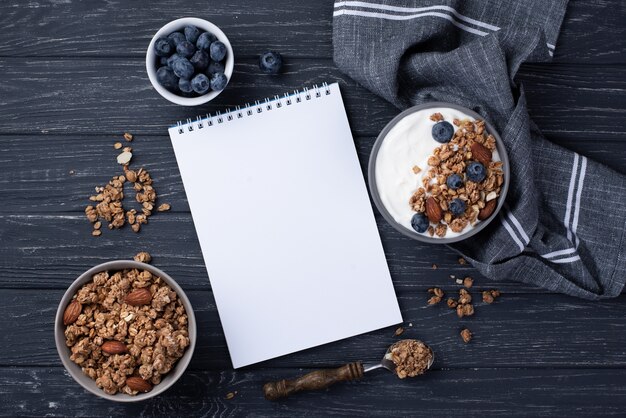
[1, 1, 625, 416]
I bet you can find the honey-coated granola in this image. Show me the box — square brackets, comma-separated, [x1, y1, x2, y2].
[63, 260, 190, 396]
[409, 116, 504, 237]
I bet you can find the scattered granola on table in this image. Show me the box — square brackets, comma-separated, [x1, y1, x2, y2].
[460, 328, 472, 343]
[62, 266, 190, 395]
[386, 340, 433, 379]
[84, 135, 171, 236]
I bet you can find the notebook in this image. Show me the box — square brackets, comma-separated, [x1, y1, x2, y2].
[169, 82, 402, 368]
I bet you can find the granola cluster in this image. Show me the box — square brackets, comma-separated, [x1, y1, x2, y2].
[386, 339, 433, 379]
[84, 133, 171, 236]
[63, 256, 190, 396]
[409, 114, 504, 237]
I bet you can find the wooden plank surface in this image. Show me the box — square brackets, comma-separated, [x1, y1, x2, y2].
[2, 367, 626, 417]
[0, 0, 623, 63]
[0, 59, 624, 137]
[4, 289, 626, 369]
[1, 0, 625, 415]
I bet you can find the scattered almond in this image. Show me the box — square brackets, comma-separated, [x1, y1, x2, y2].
[447, 298, 458, 308]
[157, 203, 171, 212]
[63, 300, 82, 325]
[458, 257, 467, 265]
[114, 142, 123, 150]
[126, 376, 152, 393]
[394, 327, 404, 336]
[92, 230, 102, 237]
[225, 391, 237, 400]
[124, 132, 134, 142]
[101, 340, 127, 355]
[125, 288, 152, 306]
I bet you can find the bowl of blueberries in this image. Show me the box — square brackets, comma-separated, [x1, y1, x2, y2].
[146, 17, 234, 106]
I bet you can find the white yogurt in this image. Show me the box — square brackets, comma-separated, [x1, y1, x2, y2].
[375, 107, 500, 238]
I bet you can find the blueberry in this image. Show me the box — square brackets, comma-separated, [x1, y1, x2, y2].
[179, 78, 194, 94]
[191, 73, 210, 94]
[171, 58, 194, 79]
[466, 161, 487, 182]
[167, 31, 186, 47]
[176, 41, 196, 58]
[432, 121, 454, 143]
[206, 60, 225, 75]
[154, 37, 173, 57]
[259, 51, 283, 74]
[184, 25, 201, 43]
[209, 41, 227, 61]
[449, 198, 467, 217]
[446, 173, 463, 190]
[411, 212, 430, 233]
[196, 32, 217, 51]
[190, 50, 209, 71]
[210, 72, 228, 91]
[166, 53, 183, 67]
[156, 66, 179, 90]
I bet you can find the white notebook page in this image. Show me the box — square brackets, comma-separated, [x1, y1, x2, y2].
[169, 83, 402, 368]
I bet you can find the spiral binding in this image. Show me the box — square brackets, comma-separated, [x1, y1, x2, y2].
[175, 83, 332, 135]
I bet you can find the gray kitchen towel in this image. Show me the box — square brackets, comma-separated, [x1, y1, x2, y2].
[333, 0, 626, 299]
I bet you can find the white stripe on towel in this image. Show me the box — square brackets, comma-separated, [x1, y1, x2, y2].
[332, 9, 491, 36]
[564, 153, 579, 242]
[503, 206, 530, 245]
[571, 156, 587, 247]
[550, 255, 581, 264]
[334, 1, 501, 31]
[540, 247, 578, 259]
[500, 213, 525, 252]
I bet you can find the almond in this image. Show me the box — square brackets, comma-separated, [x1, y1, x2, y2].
[101, 340, 127, 354]
[471, 142, 492, 166]
[63, 300, 82, 325]
[478, 199, 497, 220]
[126, 376, 152, 393]
[425, 197, 443, 223]
[125, 288, 152, 306]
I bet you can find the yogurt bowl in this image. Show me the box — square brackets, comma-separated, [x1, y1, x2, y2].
[368, 103, 510, 244]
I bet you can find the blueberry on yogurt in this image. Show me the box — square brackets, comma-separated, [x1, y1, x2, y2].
[411, 213, 430, 233]
[446, 173, 464, 190]
[449, 198, 466, 217]
[432, 121, 454, 143]
[466, 161, 487, 182]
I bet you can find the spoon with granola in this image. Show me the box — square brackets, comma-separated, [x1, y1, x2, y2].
[263, 339, 434, 400]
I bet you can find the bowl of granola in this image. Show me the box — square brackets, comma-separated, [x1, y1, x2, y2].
[369, 103, 510, 243]
[54, 257, 196, 402]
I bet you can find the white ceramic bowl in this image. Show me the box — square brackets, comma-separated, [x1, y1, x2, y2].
[146, 17, 234, 106]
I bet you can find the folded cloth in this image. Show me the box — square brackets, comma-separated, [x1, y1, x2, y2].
[333, 0, 626, 299]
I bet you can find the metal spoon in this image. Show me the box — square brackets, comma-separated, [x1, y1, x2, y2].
[263, 339, 434, 401]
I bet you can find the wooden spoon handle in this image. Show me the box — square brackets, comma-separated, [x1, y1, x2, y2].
[263, 361, 364, 401]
